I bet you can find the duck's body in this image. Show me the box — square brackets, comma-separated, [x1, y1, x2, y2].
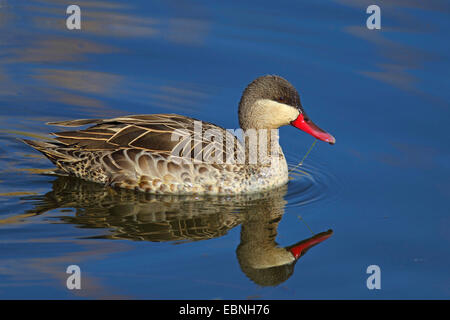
[23, 75, 335, 195]
[24, 114, 289, 194]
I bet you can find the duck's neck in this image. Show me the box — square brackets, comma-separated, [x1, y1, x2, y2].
[237, 197, 295, 269]
[239, 128, 285, 167]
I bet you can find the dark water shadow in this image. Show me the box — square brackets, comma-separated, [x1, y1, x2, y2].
[20, 176, 332, 287]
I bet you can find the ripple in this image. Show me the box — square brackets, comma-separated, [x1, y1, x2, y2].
[285, 156, 340, 209]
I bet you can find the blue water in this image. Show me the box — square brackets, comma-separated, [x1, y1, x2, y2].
[0, 0, 449, 299]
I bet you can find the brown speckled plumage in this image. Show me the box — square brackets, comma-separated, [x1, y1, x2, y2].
[22, 113, 288, 194]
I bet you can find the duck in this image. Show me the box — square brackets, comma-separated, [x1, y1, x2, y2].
[22, 75, 335, 195]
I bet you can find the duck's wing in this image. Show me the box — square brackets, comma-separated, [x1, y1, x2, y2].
[48, 114, 242, 161]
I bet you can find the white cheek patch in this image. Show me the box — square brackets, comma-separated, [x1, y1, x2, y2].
[253, 99, 300, 128]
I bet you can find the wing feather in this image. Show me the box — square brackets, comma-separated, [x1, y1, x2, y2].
[47, 114, 242, 160]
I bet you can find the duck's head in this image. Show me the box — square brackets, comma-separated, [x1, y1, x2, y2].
[238, 75, 335, 144]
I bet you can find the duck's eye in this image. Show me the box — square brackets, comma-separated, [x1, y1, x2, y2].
[277, 97, 285, 103]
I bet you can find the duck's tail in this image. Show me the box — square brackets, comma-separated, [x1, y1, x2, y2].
[20, 139, 78, 165]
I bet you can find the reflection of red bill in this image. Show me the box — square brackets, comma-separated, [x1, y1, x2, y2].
[291, 113, 336, 145]
[287, 229, 333, 259]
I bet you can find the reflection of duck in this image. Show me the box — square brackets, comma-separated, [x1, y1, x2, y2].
[237, 192, 332, 286]
[23, 176, 332, 285]
[22, 75, 335, 195]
